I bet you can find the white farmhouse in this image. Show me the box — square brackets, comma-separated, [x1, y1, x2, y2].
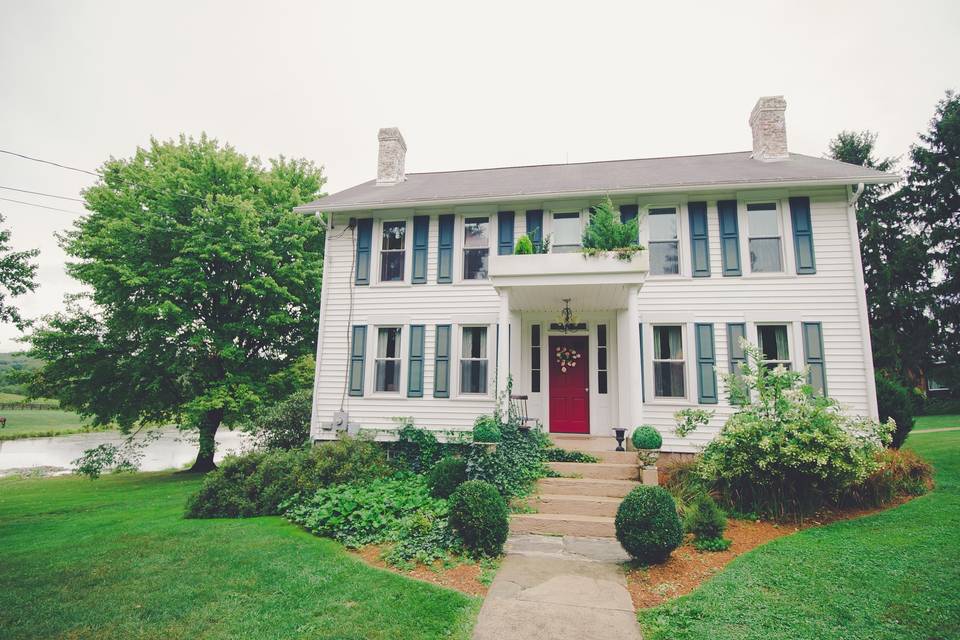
[296, 97, 897, 453]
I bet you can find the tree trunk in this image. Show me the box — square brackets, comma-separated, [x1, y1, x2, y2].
[188, 409, 223, 473]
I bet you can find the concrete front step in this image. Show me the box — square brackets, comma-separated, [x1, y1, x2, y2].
[550, 435, 620, 453]
[549, 461, 639, 481]
[536, 493, 621, 517]
[510, 513, 617, 538]
[538, 476, 640, 498]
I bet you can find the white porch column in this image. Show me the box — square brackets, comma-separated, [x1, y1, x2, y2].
[617, 286, 643, 431]
[496, 288, 511, 400]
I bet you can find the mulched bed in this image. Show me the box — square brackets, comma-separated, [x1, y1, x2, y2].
[351, 545, 491, 597]
[625, 495, 915, 609]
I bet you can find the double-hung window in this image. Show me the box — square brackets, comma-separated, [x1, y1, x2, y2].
[653, 325, 685, 397]
[380, 221, 406, 282]
[463, 217, 489, 280]
[757, 324, 791, 370]
[649, 208, 679, 275]
[551, 212, 581, 253]
[747, 203, 783, 272]
[375, 327, 402, 392]
[460, 326, 488, 394]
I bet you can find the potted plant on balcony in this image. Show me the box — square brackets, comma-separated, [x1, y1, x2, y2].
[581, 197, 643, 261]
[631, 425, 662, 485]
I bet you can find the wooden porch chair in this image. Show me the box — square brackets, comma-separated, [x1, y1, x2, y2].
[509, 394, 539, 431]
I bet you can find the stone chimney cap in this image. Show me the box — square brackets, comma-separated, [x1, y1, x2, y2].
[378, 127, 406, 149]
[749, 96, 789, 162]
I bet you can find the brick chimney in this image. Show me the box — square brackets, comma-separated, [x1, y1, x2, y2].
[749, 96, 788, 161]
[376, 127, 406, 185]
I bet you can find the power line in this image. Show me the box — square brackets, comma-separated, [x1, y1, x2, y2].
[0, 148, 100, 177]
[0, 185, 84, 202]
[0, 196, 86, 216]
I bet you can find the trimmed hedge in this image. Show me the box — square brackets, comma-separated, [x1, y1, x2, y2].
[448, 480, 509, 557]
[632, 425, 663, 450]
[428, 456, 467, 499]
[615, 485, 682, 563]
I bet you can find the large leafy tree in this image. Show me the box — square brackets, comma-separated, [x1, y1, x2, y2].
[28, 135, 325, 471]
[828, 131, 936, 384]
[0, 215, 39, 328]
[903, 91, 960, 388]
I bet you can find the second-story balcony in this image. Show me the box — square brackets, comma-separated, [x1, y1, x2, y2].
[488, 250, 648, 310]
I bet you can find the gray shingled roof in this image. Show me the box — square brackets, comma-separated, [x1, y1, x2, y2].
[295, 151, 898, 212]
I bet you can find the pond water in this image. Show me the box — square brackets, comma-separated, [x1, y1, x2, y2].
[0, 427, 251, 474]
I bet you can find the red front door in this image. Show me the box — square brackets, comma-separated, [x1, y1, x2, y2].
[548, 335, 590, 433]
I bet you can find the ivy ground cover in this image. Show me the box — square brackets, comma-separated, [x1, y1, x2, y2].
[639, 430, 960, 640]
[0, 472, 478, 640]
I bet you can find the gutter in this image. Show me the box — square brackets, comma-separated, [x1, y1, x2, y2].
[294, 174, 901, 213]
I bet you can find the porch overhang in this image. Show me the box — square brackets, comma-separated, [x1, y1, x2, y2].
[488, 252, 648, 311]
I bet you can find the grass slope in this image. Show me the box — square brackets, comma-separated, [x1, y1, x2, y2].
[639, 430, 960, 640]
[0, 408, 107, 440]
[0, 472, 478, 640]
[915, 414, 960, 430]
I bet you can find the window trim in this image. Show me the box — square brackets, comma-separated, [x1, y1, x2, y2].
[378, 219, 408, 284]
[647, 205, 682, 277]
[460, 216, 492, 282]
[372, 325, 404, 395]
[745, 200, 785, 274]
[457, 324, 492, 396]
[651, 324, 687, 399]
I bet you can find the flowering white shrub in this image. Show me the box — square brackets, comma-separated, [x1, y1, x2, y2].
[699, 341, 894, 518]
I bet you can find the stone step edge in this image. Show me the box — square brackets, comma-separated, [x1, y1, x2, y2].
[511, 513, 615, 524]
[535, 493, 622, 503]
[539, 477, 640, 486]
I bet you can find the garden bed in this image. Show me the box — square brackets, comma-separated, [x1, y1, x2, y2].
[351, 545, 497, 596]
[625, 495, 916, 609]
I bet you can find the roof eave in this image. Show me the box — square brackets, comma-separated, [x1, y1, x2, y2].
[293, 174, 900, 213]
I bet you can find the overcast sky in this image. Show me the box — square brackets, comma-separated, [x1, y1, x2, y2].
[0, 0, 957, 351]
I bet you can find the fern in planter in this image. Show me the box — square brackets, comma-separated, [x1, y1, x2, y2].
[581, 197, 643, 261]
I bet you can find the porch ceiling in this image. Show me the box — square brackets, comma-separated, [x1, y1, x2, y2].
[500, 283, 635, 311]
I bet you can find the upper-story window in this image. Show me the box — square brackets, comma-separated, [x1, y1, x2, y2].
[380, 221, 406, 282]
[463, 217, 489, 280]
[461, 326, 488, 394]
[552, 213, 581, 253]
[758, 324, 791, 370]
[649, 208, 679, 275]
[653, 325, 685, 397]
[747, 203, 783, 272]
[375, 327, 402, 392]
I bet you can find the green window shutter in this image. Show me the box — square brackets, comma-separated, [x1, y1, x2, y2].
[789, 197, 817, 274]
[411, 216, 429, 284]
[726, 323, 747, 404]
[525, 210, 543, 249]
[437, 215, 454, 283]
[717, 200, 741, 277]
[354, 219, 373, 285]
[802, 322, 828, 396]
[407, 324, 425, 397]
[434, 324, 451, 397]
[688, 201, 710, 277]
[695, 323, 718, 404]
[498, 211, 515, 255]
[638, 323, 645, 402]
[348, 325, 367, 397]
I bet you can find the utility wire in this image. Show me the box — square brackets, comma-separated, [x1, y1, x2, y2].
[0, 196, 86, 216]
[0, 148, 100, 177]
[0, 185, 84, 202]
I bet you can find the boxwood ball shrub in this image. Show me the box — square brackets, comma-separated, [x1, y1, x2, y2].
[472, 415, 503, 443]
[447, 480, 509, 557]
[632, 425, 662, 450]
[428, 456, 468, 498]
[615, 485, 683, 563]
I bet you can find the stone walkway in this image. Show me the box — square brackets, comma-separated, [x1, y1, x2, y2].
[472, 535, 642, 640]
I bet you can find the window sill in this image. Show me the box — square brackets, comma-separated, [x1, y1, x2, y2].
[372, 281, 413, 288]
[453, 279, 493, 286]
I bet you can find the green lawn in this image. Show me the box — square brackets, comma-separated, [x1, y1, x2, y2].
[915, 414, 960, 431]
[0, 472, 479, 640]
[639, 430, 960, 639]
[0, 408, 108, 440]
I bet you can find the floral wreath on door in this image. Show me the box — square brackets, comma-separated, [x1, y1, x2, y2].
[555, 346, 581, 373]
